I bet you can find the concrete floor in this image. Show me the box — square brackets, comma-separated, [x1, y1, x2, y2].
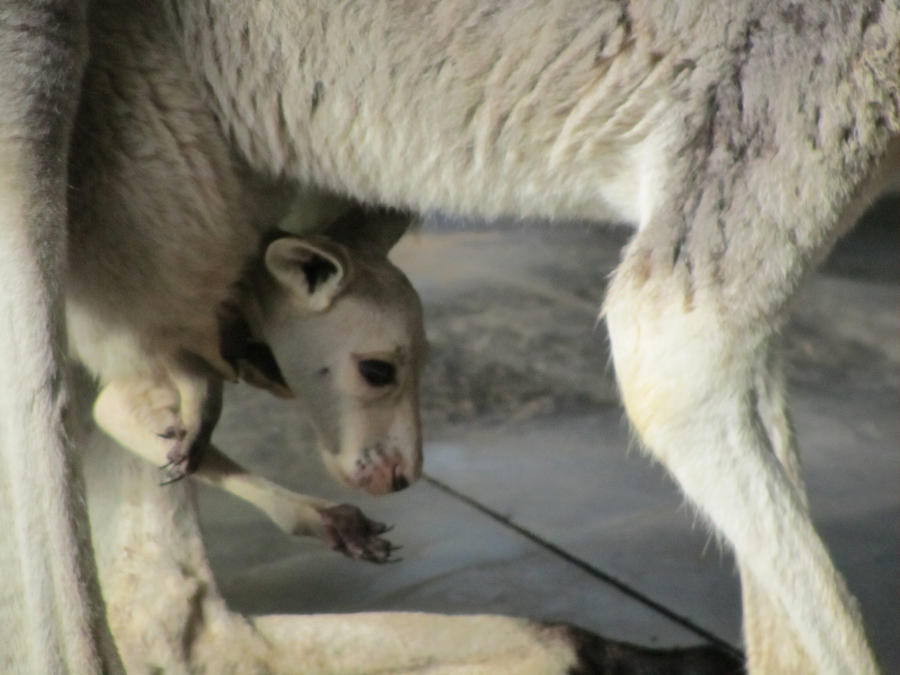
[200, 195, 898, 671]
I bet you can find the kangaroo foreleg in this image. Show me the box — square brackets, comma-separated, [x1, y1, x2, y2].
[92, 370, 221, 484]
[195, 447, 399, 563]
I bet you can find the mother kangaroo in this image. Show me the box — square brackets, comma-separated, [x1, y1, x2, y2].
[1, 1, 896, 673]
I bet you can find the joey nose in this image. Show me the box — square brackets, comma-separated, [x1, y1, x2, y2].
[391, 472, 410, 492]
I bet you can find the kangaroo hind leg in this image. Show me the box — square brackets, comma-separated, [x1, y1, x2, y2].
[604, 210, 877, 674]
[738, 349, 821, 673]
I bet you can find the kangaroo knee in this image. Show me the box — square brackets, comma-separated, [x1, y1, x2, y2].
[604, 260, 760, 457]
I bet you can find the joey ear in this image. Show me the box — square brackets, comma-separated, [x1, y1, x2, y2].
[322, 206, 413, 257]
[265, 236, 353, 312]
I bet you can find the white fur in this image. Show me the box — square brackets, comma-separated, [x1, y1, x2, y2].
[2, 0, 898, 672]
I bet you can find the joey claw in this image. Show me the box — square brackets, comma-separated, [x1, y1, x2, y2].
[158, 447, 194, 485]
[384, 541, 403, 560]
[155, 424, 196, 486]
[162, 433, 207, 479]
[158, 467, 187, 486]
[159, 461, 188, 487]
[317, 503, 399, 564]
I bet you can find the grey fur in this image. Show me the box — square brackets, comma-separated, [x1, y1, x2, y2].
[1, 0, 897, 672]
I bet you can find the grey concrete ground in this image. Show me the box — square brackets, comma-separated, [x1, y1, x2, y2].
[200, 195, 899, 670]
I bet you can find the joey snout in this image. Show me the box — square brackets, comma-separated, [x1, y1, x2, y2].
[323, 438, 421, 496]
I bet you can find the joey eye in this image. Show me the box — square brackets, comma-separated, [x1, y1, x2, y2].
[358, 359, 396, 387]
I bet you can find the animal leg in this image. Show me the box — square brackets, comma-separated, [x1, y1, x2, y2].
[93, 377, 396, 561]
[93, 377, 184, 467]
[604, 232, 877, 674]
[0, 2, 122, 672]
[81, 421, 739, 674]
[164, 367, 223, 480]
[252, 612, 740, 675]
[93, 371, 221, 484]
[195, 446, 398, 563]
[738, 351, 818, 673]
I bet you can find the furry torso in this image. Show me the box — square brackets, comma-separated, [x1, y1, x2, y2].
[65, 2, 292, 381]
[171, 0, 897, 324]
[66, 0, 898, 384]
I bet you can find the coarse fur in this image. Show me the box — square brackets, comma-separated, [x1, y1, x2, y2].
[0, 0, 897, 673]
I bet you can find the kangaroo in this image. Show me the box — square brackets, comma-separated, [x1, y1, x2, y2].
[0, 0, 896, 673]
[64, 9, 425, 498]
[89, 218, 426, 562]
[4, 3, 631, 670]
[60, 1, 427, 553]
